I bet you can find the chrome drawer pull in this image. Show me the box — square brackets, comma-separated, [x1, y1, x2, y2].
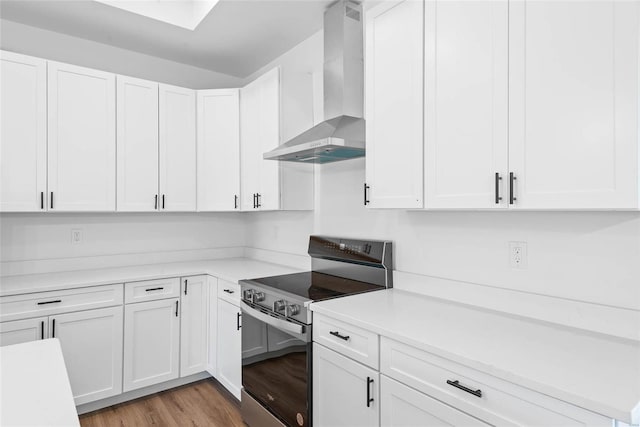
[37, 300, 62, 305]
[446, 380, 482, 398]
[330, 331, 350, 341]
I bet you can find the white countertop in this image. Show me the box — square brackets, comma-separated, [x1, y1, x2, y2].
[0, 258, 302, 296]
[0, 339, 80, 426]
[310, 289, 640, 424]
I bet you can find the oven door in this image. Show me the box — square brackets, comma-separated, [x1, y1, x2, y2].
[241, 300, 311, 427]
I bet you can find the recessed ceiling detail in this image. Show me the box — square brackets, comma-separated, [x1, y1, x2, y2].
[93, 0, 220, 30]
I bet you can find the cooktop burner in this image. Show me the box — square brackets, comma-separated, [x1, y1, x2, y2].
[248, 271, 383, 302]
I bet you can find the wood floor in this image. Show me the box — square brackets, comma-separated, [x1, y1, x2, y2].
[79, 379, 244, 427]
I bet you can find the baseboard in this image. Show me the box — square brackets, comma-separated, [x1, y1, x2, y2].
[76, 372, 212, 415]
[394, 270, 640, 342]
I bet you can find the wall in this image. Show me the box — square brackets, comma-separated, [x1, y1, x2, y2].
[0, 213, 246, 275]
[0, 20, 243, 89]
[242, 31, 640, 312]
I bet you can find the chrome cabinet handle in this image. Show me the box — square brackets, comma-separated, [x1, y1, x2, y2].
[495, 173, 502, 204]
[364, 183, 370, 205]
[366, 377, 374, 407]
[509, 172, 517, 205]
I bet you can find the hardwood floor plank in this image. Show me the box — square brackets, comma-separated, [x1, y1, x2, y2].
[79, 379, 243, 427]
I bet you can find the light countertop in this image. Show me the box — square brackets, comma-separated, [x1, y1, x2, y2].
[310, 289, 640, 424]
[0, 338, 80, 426]
[0, 258, 302, 296]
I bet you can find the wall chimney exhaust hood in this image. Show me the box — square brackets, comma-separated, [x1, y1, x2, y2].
[263, 0, 364, 164]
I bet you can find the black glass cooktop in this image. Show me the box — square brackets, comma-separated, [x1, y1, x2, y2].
[248, 271, 384, 301]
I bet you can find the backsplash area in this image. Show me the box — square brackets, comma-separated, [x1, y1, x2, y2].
[247, 159, 640, 312]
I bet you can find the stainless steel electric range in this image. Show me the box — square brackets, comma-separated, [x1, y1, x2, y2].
[239, 235, 393, 427]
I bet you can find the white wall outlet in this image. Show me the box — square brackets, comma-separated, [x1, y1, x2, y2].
[509, 241, 527, 269]
[71, 229, 83, 245]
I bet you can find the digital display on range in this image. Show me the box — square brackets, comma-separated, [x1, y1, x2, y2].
[308, 236, 386, 264]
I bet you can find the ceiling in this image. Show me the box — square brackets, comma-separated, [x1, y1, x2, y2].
[0, 0, 332, 78]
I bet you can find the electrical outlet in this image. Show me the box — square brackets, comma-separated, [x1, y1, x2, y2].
[509, 241, 527, 269]
[71, 229, 83, 245]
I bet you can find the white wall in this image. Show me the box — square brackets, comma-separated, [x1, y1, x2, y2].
[242, 31, 640, 312]
[0, 20, 243, 89]
[0, 213, 246, 274]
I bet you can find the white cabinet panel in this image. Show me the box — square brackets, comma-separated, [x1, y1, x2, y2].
[197, 89, 240, 211]
[180, 275, 209, 377]
[425, 1, 509, 209]
[0, 51, 47, 212]
[365, 0, 424, 209]
[123, 298, 180, 391]
[509, 0, 640, 209]
[48, 61, 116, 211]
[217, 298, 241, 399]
[381, 375, 488, 427]
[159, 84, 196, 211]
[313, 343, 379, 427]
[207, 277, 218, 377]
[52, 306, 123, 405]
[0, 317, 47, 347]
[240, 68, 281, 211]
[116, 76, 159, 212]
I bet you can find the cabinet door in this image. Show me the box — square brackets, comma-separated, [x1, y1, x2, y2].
[240, 68, 280, 211]
[197, 89, 240, 211]
[381, 375, 488, 426]
[51, 306, 123, 405]
[217, 298, 241, 399]
[0, 51, 47, 212]
[48, 61, 116, 211]
[365, 0, 424, 209]
[313, 344, 379, 427]
[116, 76, 159, 212]
[509, 1, 639, 209]
[180, 275, 209, 377]
[159, 84, 196, 211]
[0, 317, 47, 347]
[207, 277, 218, 377]
[123, 298, 180, 392]
[424, 1, 509, 209]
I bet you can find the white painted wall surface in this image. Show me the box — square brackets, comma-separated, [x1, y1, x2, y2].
[0, 20, 243, 89]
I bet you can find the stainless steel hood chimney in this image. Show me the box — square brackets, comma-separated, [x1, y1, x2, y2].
[263, 0, 364, 164]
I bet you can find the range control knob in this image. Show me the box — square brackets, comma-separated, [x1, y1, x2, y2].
[253, 292, 266, 303]
[243, 289, 254, 301]
[286, 304, 300, 317]
[273, 300, 286, 312]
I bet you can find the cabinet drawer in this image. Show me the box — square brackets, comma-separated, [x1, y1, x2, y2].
[217, 279, 240, 305]
[380, 338, 609, 426]
[313, 314, 379, 369]
[0, 284, 123, 322]
[124, 278, 180, 304]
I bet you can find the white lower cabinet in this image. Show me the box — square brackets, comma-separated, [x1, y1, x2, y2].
[123, 298, 180, 392]
[313, 343, 380, 427]
[52, 306, 124, 405]
[180, 275, 209, 377]
[217, 297, 241, 399]
[380, 375, 487, 427]
[0, 316, 48, 347]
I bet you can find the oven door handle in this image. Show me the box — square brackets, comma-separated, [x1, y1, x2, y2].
[241, 300, 308, 340]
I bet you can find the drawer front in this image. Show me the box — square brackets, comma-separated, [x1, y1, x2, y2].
[380, 338, 610, 426]
[313, 314, 379, 369]
[217, 279, 240, 305]
[0, 284, 124, 322]
[124, 278, 180, 304]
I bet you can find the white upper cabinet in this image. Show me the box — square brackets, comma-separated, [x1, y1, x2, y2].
[197, 89, 240, 211]
[117, 76, 159, 212]
[240, 67, 281, 211]
[48, 61, 116, 211]
[365, 0, 424, 209]
[159, 84, 196, 211]
[0, 51, 47, 212]
[424, 1, 509, 209]
[508, 0, 639, 210]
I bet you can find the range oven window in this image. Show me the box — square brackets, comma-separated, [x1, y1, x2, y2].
[242, 302, 311, 427]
